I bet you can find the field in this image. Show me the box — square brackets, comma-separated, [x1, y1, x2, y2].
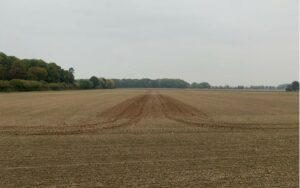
[0, 89, 298, 187]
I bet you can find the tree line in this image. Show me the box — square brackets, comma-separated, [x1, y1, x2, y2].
[285, 81, 299, 92]
[77, 76, 115, 89]
[210, 82, 299, 91]
[0, 52, 74, 84]
[0, 52, 115, 91]
[191, 82, 211, 89]
[113, 78, 190, 88]
[1, 52, 298, 92]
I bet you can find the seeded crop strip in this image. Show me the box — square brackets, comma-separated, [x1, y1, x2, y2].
[0, 89, 298, 187]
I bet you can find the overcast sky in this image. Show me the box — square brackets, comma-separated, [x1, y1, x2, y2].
[0, 0, 298, 85]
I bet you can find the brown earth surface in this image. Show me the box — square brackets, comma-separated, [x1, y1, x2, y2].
[0, 89, 298, 187]
[99, 91, 210, 129]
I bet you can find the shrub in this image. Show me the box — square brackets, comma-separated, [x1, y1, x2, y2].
[76, 79, 94, 89]
[0, 80, 13, 91]
[9, 79, 46, 91]
[48, 83, 67, 90]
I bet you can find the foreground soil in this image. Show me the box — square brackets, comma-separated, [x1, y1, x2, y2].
[0, 89, 298, 187]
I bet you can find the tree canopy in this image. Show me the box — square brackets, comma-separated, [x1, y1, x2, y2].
[286, 81, 299, 92]
[75, 77, 116, 90]
[113, 78, 190, 88]
[191, 82, 211, 89]
[0, 52, 74, 84]
[2, 51, 295, 92]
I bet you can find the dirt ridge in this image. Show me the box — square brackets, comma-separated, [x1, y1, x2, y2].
[98, 92, 209, 129]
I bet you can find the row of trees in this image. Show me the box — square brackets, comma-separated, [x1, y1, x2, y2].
[0, 52, 118, 91]
[113, 78, 190, 88]
[202, 82, 299, 91]
[76, 76, 115, 89]
[191, 82, 211, 89]
[0, 77, 116, 92]
[0, 79, 70, 91]
[1, 52, 298, 92]
[210, 85, 274, 89]
[0, 52, 74, 84]
[285, 81, 299, 92]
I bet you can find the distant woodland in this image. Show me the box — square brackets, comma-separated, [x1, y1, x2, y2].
[0, 52, 298, 92]
[113, 79, 190, 88]
[0, 52, 115, 91]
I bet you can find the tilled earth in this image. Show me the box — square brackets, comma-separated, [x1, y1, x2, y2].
[0, 89, 298, 187]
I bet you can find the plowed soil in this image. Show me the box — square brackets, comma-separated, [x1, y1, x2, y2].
[99, 92, 209, 129]
[0, 89, 298, 187]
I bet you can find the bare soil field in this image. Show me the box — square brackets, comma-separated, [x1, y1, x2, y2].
[0, 89, 298, 187]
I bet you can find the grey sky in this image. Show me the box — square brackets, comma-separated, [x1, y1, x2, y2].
[0, 0, 298, 85]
